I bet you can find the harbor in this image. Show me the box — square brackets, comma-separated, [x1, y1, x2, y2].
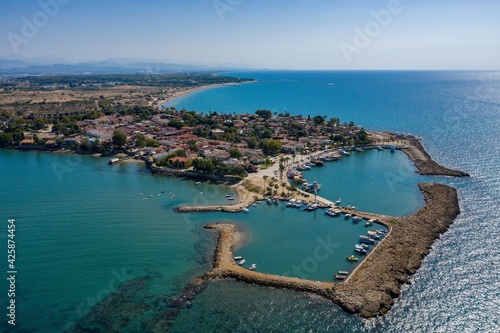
[195, 183, 460, 318]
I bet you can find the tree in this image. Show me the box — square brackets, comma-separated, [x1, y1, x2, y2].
[135, 134, 147, 148]
[263, 175, 269, 194]
[112, 130, 127, 148]
[255, 109, 272, 119]
[261, 139, 282, 155]
[313, 115, 325, 125]
[246, 137, 258, 149]
[279, 157, 285, 181]
[229, 147, 242, 159]
[0, 133, 13, 147]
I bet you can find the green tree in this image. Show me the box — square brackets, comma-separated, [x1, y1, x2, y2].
[313, 115, 325, 125]
[0, 133, 13, 147]
[112, 130, 127, 148]
[246, 137, 258, 149]
[135, 134, 147, 148]
[255, 109, 272, 119]
[229, 147, 242, 159]
[261, 139, 282, 155]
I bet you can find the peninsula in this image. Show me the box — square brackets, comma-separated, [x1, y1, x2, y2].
[1, 73, 469, 319]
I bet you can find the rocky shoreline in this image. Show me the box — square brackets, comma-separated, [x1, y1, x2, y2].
[195, 183, 460, 318]
[402, 136, 470, 177]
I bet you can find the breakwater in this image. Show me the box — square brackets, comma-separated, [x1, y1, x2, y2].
[193, 183, 460, 318]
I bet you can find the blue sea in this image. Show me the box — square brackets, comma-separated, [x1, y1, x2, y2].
[1, 71, 500, 332]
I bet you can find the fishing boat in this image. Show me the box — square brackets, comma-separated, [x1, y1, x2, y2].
[344, 214, 352, 220]
[267, 198, 272, 204]
[311, 159, 324, 166]
[338, 271, 349, 275]
[365, 219, 374, 227]
[335, 198, 342, 204]
[287, 199, 297, 207]
[376, 146, 384, 150]
[355, 147, 364, 152]
[243, 208, 249, 213]
[249, 263, 256, 270]
[346, 255, 358, 262]
[306, 203, 319, 211]
[359, 235, 375, 244]
[238, 259, 246, 265]
[354, 248, 367, 255]
[355, 243, 370, 250]
[228, 197, 235, 200]
[334, 274, 346, 280]
[234, 256, 242, 260]
[339, 150, 350, 156]
[302, 181, 321, 193]
[352, 216, 363, 222]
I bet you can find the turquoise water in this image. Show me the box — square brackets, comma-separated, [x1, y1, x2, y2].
[300, 149, 425, 216]
[1, 71, 500, 332]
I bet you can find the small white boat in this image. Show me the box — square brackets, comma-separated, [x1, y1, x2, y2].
[335, 199, 341, 204]
[365, 219, 374, 227]
[228, 197, 235, 200]
[234, 256, 243, 260]
[239, 259, 246, 265]
[345, 214, 352, 219]
[195, 181, 201, 185]
[338, 271, 349, 275]
[249, 263, 256, 270]
[243, 208, 249, 213]
[352, 216, 362, 222]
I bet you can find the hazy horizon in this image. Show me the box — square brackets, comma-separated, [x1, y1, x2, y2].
[1, 0, 499, 71]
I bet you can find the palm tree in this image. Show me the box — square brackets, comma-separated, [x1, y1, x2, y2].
[281, 182, 287, 196]
[279, 157, 285, 181]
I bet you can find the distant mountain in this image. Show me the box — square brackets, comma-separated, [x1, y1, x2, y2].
[0, 57, 257, 75]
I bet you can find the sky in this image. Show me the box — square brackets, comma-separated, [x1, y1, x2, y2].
[0, 0, 499, 70]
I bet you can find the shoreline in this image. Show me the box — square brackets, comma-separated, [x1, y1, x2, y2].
[154, 80, 255, 109]
[401, 136, 469, 177]
[195, 182, 460, 319]
[174, 134, 467, 318]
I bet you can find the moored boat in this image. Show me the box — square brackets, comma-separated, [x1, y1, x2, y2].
[334, 274, 346, 280]
[346, 255, 359, 262]
[234, 256, 243, 260]
[249, 263, 256, 270]
[238, 259, 246, 265]
[338, 271, 349, 275]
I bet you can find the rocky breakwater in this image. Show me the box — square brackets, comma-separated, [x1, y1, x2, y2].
[402, 137, 469, 177]
[331, 183, 460, 318]
[196, 183, 461, 319]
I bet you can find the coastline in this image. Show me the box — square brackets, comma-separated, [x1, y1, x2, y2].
[195, 182, 460, 319]
[154, 80, 255, 109]
[174, 134, 467, 318]
[401, 136, 469, 177]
